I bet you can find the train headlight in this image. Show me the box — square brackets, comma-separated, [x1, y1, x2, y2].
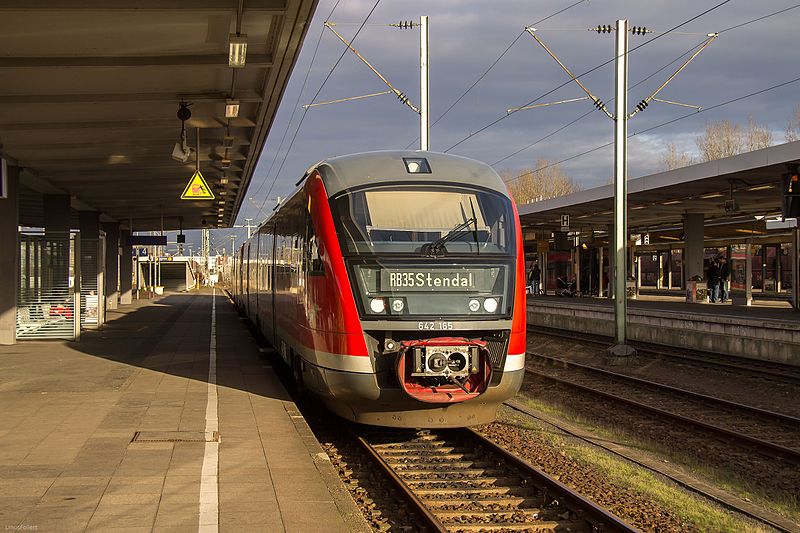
[370, 298, 386, 313]
[483, 297, 499, 313]
[468, 299, 481, 312]
[390, 298, 405, 313]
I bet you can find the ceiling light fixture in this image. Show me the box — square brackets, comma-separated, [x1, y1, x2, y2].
[218, 200, 225, 205]
[220, 177, 229, 185]
[229, 34, 248, 68]
[748, 184, 774, 191]
[220, 159, 231, 169]
[663, 200, 682, 205]
[225, 99, 240, 118]
[222, 136, 235, 149]
[700, 193, 724, 199]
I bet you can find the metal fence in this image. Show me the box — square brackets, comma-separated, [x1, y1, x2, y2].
[17, 232, 79, 340]
[79, 236, 105, 328]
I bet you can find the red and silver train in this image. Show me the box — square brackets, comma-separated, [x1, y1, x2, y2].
[231, 151, 526, 428]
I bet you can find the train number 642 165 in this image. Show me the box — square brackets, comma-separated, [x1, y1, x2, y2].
[418, 321, 454, 330]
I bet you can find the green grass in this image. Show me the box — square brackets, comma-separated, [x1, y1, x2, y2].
[503, 394, 800, 531]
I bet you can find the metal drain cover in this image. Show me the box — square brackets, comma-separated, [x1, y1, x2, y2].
[132, 431, 218, 443]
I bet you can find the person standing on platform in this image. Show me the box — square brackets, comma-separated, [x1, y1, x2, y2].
[707, 257, 720, 303]
[719, 256, 730, 303]
[529, 261, 541, 296]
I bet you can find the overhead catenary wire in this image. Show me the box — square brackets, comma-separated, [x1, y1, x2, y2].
[245, 0, 343, 220]
[492, 3, 800, 168]
[324, 22, 420, 113]
[503, 75, 800, 186]
[256, 0, 382, 218]
[251, 0, 382, 221]
[443, 0, 734, 153]
[492, 37, 712, 166]
[404, 0, 589, 150]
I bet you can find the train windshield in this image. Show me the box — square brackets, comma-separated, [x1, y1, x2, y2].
[331, 185, 513, 255]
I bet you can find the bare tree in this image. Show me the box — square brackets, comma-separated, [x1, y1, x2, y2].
[696, 120, 744, 161]
[695, 117, 773, 162]
[745, 116, 772, 151]
[661, 142, 694, 170]
[502, 159, 581, 205]
[786, 104, 800, 142]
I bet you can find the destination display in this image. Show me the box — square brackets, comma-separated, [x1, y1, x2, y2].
[380, 269, 482, 291]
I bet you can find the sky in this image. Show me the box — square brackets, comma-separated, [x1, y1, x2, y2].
[207, 0, 800, 253]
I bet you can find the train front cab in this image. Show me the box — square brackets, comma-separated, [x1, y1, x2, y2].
[295, 153, 526, 428]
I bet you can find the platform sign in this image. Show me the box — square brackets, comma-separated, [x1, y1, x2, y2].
[560, 214, 569, 231]
[180, 170, 215, 200]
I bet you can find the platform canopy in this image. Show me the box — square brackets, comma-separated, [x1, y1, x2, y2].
[518, 141, 800, 241]
[0, 0, 317, 231]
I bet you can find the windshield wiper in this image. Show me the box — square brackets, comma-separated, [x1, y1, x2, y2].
[421, 217, 477, 257]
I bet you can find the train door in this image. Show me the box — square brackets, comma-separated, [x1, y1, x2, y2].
[244, 243, 251, 316]
[271, 228, 277, 345]
[253, 237, 259, 323]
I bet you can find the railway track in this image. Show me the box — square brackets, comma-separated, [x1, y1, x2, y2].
[355, 427, 639, 533]
[503, 399, 800, 533]
[527, 325, 800, 386]
[528, 352, 800, 459]
[525, 355, 800, 465]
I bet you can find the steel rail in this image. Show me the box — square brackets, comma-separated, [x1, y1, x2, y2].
[525, 368, 800, 464]
[526, 325, 800, 384]
[356, 428, 640, 533]
[503, 399, 800, 533]
[464, 428, 641, 533]
[529, 352, 800, 426]
[354, 434, 447, 532]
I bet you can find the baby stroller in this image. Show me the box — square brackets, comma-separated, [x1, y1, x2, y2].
[556, 276, 576, 297]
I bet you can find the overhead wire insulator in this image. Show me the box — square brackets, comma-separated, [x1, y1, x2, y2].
[635, 100, 649, 113]
[630, 26, 650, 35]
[396, 91, 410, 105]
[592, 24, 614, 34]
[594, 98, 606, 110]
[390, 20, 416, 29]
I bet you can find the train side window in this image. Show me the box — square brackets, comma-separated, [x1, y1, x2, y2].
[306, 212, 324, 275]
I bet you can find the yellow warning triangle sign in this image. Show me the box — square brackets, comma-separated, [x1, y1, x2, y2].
[180, 170, 215, 200]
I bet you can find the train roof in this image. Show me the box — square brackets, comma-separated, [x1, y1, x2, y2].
[314, 150, 509, 197]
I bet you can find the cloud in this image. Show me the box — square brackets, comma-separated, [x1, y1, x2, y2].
[236, 0, 800, 227]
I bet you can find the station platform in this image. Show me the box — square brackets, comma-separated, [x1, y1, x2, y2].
[527, 295, 800, 364]
[0, 289, 369, 532]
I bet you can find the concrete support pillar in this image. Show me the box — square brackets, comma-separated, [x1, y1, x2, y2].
[599, 245, 605, 297]
[102, 222, 119, 310]
[607, 225, 614, 299]
[0, 166, 20, 345]
[792, 228, 799, 311]
[119, 229, 133, 305]
[79, 211, 102, 326]
[43, 194, 70, 234]
[43, 194, 71, 291]
[683, 213, 704, 284]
